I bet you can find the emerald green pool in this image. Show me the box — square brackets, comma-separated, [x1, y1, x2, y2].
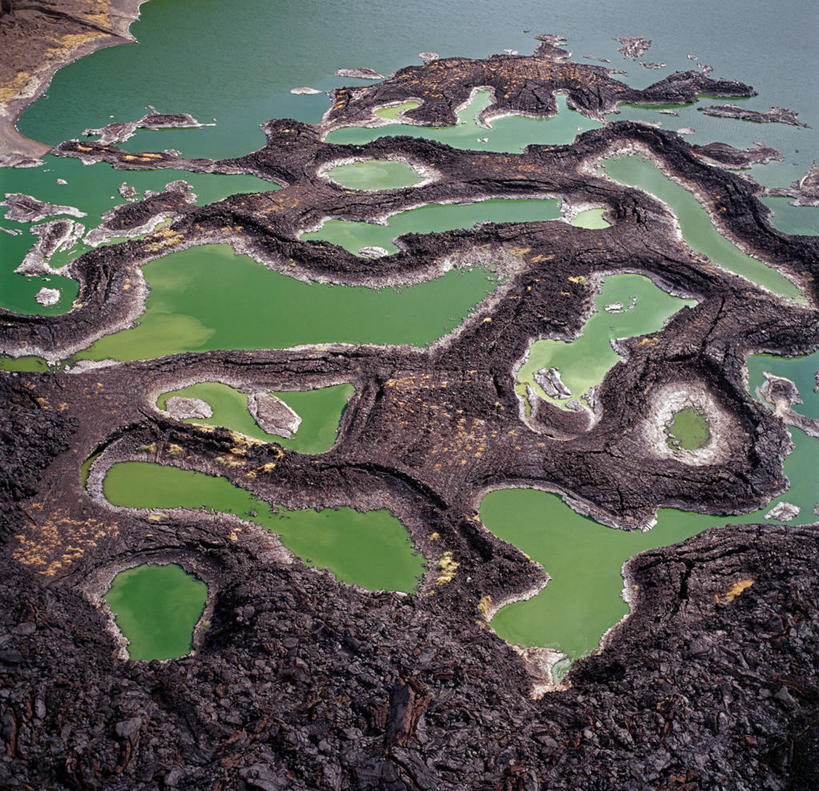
[104, 563, 207, 661]
[516, 273, 697, 410]
[303, 197, 561, 255]
[157, 381, 354, 453]
[602, 155, 804, 302]
[666, 406, 710, 449]
[103, 461, 424, 592]
[325, 159, 425, 190]
[75, 244, 499, 361]
[327, 92, 603, 152]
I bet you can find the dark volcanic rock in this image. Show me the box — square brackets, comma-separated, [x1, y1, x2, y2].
[699, 103, 809, 127]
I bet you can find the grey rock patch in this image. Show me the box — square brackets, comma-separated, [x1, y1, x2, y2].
[1, 192, 86, 222]
[765, 502, 800, 522]
[248, 392, 302, 438]
[35, 287, 60, 306]
[290, 87, 322, 95]
[358, 245, 389, 258]
[336, 67, 384, 80]
[165, 396, 213, 420]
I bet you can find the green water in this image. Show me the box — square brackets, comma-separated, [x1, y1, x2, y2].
[0, 355, 54, 372]
[327, 92, 603, 152]
[482, 418, 818, 660]
[104, 461, 424, 592]
[516, 274, 696, 409]
[0, 157, 275, 316]
[325, 160, 424, 190]
[104, 563, 207, 661]
[570, 208, 610, 229]
[303, 197, 561, 255]
[759, 197, 819, 237]
[666, 407, 710, 449]
[75, 244, 499, 361]
[157, 382, 354, 453]
[602, 155, 805, 301]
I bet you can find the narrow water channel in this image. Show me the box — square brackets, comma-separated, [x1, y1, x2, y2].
[602, 154, 805, 302]
[302, 197, 561, 255]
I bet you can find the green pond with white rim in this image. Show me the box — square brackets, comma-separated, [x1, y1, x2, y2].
[157, 382, 354, 454]
[666, 406, 711, 450]
[104, 563, 207, 661]
[324, 159, 425, 190]
[103, 461, 425, 594]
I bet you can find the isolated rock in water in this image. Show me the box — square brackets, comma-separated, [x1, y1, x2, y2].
[533, 367, 572, 399]
[765, 502, 800, 522]
[290, 87, 322, 95]
[760, 373, 801, 409]
[118, 182, 137, 199]
[34, 287, 60, 306]
[639, 61, 666, 70]
[698, 104, 809, 127]
[616, 36, 652, 60]
[165, 396, 213, 420]
[534, 34, 570, 62]
[56, 178, 67, 185]
[336, 67, 384, 80]
[358, 245, 389, 258]
[677, 127, 695, 135]
[248, 392, 302, 438]
[1, 193, 86, 222]
[84, 109, 212, 145]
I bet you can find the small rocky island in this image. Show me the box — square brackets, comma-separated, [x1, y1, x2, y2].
[0, 29, 817, 791]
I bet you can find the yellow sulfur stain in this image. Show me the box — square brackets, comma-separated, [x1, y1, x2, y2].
[716, 578, 754, 604]
[436, 551, 459, 585]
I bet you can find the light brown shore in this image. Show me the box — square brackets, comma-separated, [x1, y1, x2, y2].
[0, 0, 150, 165]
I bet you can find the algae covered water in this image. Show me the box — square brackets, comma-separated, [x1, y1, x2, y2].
[103, 461, 425, 593]
[157, 382, 354, 453]
[104, 563, 207, 661]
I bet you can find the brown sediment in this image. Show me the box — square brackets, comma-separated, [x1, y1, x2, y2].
[0, 0, 150, 165]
